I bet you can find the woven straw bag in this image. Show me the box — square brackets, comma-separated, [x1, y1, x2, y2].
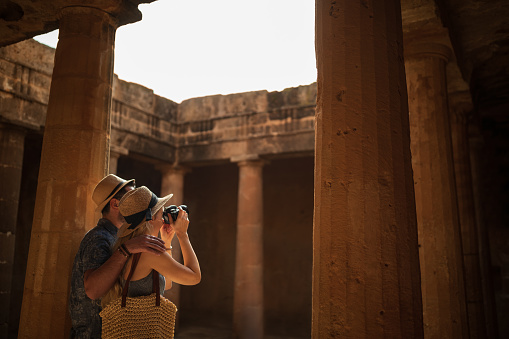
[100, 253, 178, 338]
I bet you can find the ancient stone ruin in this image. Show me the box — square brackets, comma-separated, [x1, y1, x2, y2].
[1, 1, 509, 338]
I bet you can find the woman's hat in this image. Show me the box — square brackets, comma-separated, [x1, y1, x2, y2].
[118, 186, 173, 237]
[92, 174, 135, 212]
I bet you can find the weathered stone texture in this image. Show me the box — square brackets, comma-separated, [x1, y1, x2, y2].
[233, 160, 265, 339]
[449, 90, 487, 339]
[406, 44, 469, 338]
[18, 8, 116, 337]
[177, 87, 315, 163]
[0, 40, 53, 130]
[314, 0, 423, 337]
[0, 125, 25, 337]
[179, 91, 269, 121]
[1, 39, 316, 168]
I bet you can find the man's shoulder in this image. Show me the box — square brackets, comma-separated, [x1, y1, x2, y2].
[81, 226, 109, 245]
[79, 222, 116, 251]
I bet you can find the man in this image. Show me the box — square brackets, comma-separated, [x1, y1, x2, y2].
[69, 174, 168, 338]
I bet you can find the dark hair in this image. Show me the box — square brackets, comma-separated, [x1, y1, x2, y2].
[101, 183, 135, 215]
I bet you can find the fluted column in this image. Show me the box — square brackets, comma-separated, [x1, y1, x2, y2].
[157, 164, 190, 329]
[0, 124, 25, 337]
[405, 41, 469, 338]
[18, 7, 117, 337]
[314, 1, 423, 337]
[468, 123, 499, 338]
[449, 92, 487, 338]
[233, 157, 265, 339]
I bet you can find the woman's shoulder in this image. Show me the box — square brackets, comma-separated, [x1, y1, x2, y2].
[124, 253, 155, 280]
[139, 250, 174, 271]
[137, 251, 171, 267]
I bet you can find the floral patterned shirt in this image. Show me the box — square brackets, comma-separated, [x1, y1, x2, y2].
[69, 218, 117, 338]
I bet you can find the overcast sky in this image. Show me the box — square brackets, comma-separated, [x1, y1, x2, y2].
[34, 0, 316, 103]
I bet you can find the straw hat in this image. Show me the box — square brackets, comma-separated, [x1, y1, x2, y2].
[92, 174, 135, 212]
[118, 186, 173, 237]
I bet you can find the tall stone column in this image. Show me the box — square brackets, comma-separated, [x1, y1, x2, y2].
[0, 124, 25, 337]
[469, 123, 499, 338]
[157, 164, 190, 328]
[449, 92, 487, 338]
[314, 1, 423, 337]
[18, 7, 117, 338]
[233, 157, 265, 339]
[405, 41, 469, 338]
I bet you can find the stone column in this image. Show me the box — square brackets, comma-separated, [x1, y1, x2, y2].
[109, 145, 128, 174]
[157, 164, 190, 328]
[469, 123, 499, 338]
[314, 1, 423, 337]
[18, 7, 117, 338]
[449, 92, 487, 338]
[0, 124, 25, 337]
[405, 41, 469, 338]
[233, 157, 265, 339]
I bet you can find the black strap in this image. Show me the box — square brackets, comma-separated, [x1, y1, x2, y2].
[121, 253, 161, 307]
[104, 181, 126, 202]
[125, 193, 158, 230]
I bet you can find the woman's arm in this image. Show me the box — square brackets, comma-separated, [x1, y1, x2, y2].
[151, 207, 201, 286]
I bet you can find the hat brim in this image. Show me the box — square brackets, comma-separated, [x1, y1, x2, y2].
[95, 179, 135, 213]
[118, 193, 174, 238]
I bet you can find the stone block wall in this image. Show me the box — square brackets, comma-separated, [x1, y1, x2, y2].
[0, 39, 52, 130]
[0, 39, 316, 166]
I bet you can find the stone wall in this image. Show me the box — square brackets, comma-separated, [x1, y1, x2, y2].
[177, 85, 316, 164]
[0, 40, 315, 166]
[0, 39, 52, 131]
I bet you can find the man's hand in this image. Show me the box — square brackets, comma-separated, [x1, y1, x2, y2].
[84, 236, 167, 300]
[124, 234, 168, 255]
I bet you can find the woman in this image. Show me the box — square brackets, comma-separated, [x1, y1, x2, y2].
[101, 186, 201, 309]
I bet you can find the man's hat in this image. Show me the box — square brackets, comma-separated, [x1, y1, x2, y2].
[92, 174, 135, 212]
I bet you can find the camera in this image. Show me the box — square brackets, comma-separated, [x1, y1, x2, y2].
[162, 205, 189, 224]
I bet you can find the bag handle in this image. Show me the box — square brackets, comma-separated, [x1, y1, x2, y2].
[153, 269, 161, 306]
[121, 253, 140, 307]
[121, 253, 162, 307]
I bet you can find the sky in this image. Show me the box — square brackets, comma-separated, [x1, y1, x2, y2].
[34, 0, 317, 103]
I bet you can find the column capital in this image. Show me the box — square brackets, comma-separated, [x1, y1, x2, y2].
[156, 163, 191, 175]
[231, 154, 268, 167]
[405, 41, 453, 62]
[449, 91, 474, 125]
[110, 144, 128, 157]
[59, 1, 153, 27]
[59, 6, 120, 30]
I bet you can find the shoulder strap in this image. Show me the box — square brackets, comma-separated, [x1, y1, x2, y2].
[121, 253, 141, 307]
[152, 270, 161, 306]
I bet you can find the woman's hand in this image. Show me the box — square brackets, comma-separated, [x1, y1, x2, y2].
[172, 206, 190, 237]
[160, 222, 175, 247]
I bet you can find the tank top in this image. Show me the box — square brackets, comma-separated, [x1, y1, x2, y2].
[123, 271, 166, 297]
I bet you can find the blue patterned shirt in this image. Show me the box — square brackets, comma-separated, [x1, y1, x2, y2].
[69, 218, 117, 338]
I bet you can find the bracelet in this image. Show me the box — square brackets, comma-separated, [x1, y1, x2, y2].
[120, 244, 132, 256]
[117, 247, 129, 258]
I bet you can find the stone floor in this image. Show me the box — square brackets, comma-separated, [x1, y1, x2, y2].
[175, 325, 308, 339]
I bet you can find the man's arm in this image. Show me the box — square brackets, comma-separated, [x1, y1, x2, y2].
[84, 234, 168, 300]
